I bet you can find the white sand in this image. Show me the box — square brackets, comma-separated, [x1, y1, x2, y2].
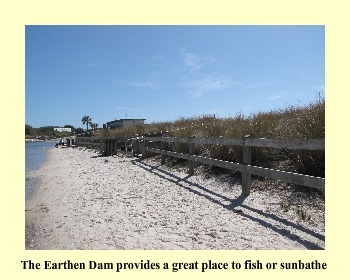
[25, 147, 325, 250]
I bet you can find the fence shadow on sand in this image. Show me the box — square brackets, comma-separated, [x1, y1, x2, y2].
[131, 158, 324, 250]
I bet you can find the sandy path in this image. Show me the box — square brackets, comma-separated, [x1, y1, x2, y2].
[25, 147, 325, 250]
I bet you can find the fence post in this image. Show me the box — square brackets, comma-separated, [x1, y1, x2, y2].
[189, 137, 195, 176]
[142, 138, 148, 158]
[113, 139, 118, 155]
[100, 138, 104, 154]
[242, 135, 252, 195]
[107, 140, 111, 154]
[131, 139, 135, 158]
[161, 137, 165, 165]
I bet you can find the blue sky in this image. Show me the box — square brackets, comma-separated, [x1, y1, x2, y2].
[25, 25, 324, 129]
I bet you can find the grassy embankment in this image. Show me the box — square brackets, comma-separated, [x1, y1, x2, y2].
[99, 97, 325, 179]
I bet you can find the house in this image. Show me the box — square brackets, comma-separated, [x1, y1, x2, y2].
[54, 127, 72, 133]
[104, 119, 146, 130]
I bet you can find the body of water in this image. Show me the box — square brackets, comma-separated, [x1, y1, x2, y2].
[25, 141, 56, 200]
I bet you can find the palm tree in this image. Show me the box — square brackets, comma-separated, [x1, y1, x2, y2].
[91, 123, 98, 132]
[82, 115, 92, 131]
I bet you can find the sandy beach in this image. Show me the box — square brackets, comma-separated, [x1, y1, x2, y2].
[25, 146, 325, 250]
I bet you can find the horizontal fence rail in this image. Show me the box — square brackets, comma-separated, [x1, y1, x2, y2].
[75, 137, 100, 148]
[144, 136, 325, 150]
[75, 136, 325, 195]
[76, 137, 132, 155]
[143, 136, 325, 194]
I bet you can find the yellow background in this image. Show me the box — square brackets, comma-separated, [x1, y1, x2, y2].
[0, 0, 347, 279]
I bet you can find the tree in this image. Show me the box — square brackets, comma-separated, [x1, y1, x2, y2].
[64, 125, 75, 130]
[82, 116, 92, 131]
[75, 127, 85, 134]
[90, 123, 98, 132]
[25, 124, 32, 135]
[38, 126, 55, 135]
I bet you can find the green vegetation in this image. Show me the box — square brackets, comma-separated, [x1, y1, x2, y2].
[82, 115, 92, 131]
[81, 115, 98, 132]
[90, 122, 98, 132]
[97, 96, 325, 178]
[280, 200, 313, 222]
[280, 201, 292, 212]
[25, 124, 83, 139]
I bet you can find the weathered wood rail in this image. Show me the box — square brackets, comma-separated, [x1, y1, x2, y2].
[76, 137, 130, 154]
[75, 137, 100, 149]
[75, 136, 324, 195]
[143, 136, 325, 195]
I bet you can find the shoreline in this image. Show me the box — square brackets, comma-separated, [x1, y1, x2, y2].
[25, 139, 45, 142]
[25, 139, 61, 142]
[25, 146, 325, 250]
[25, 141, 56, 201]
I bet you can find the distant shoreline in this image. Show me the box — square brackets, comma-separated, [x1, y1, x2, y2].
[25, 139, 44, 142]
[25, 139, 60, 142]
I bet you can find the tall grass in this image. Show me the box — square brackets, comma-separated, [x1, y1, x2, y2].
[97, 97, 325, 177]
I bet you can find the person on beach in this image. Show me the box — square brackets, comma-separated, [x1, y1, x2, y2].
[55, 139, 63, 148]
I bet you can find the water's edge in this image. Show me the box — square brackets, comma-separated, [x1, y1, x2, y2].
[25, 142, 56, 200]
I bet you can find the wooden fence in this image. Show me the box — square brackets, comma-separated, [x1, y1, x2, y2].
[75, 137, 100, 149]
[143, 136, 325, 195]
[75, 136, 325, 195]
[75, 137, 130, 154]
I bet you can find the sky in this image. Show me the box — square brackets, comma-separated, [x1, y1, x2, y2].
[25, 25, 324, 129]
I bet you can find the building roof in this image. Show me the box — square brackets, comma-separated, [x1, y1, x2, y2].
[119, 119, 146, 121]
[106, 118, 146, 123]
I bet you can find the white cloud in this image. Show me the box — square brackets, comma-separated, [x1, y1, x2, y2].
[183, 53, 215, 71]
[121, 80, 159, 89]
[269, 95, 282, 100]
[183, 76, 241, 97]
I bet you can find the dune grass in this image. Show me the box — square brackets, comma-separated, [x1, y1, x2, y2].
[98, 96, 325, 178]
